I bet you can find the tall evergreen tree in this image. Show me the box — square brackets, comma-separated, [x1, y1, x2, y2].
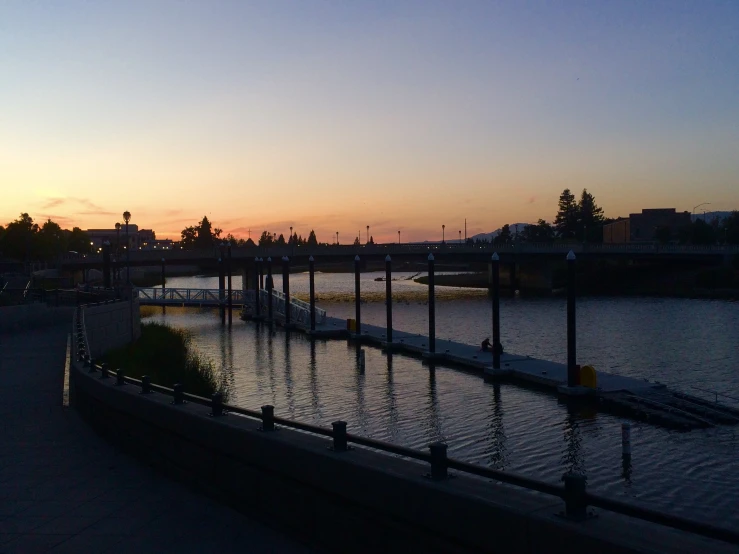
[577, 188, 604, 241]
[554, 189, 578, 238]
[307, 230, 318, 247]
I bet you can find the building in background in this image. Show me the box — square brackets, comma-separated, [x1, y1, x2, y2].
[602, 218, 630, 243]
[86, 225, 156, 252]
[628, 209, 691, 242]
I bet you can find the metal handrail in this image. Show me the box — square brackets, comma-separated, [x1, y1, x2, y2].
[72, 314, 739, 546]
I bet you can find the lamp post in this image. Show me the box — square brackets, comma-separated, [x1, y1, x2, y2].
[398, 230, 401, 244]
[692, 202, 710, 219]
[442, 225, 445, 244]
[336, 231, 339, 245]
[366, 225, 369, 245]
[459, 230, 462, 244]
[122, 211, 131, 285]
[115, 222, 121, 280]
[290, 226, 294, 255]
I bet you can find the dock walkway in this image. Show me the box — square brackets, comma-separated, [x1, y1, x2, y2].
[251, 310, 739, 431]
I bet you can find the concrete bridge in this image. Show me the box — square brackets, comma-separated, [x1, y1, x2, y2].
[60, 241, 739, 271]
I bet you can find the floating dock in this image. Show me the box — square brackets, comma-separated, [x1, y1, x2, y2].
[244, 310, 739, 430]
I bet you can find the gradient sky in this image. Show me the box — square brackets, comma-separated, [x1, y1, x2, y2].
[1, 1, 737, 242]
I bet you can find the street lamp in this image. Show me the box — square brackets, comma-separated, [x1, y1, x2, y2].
[692, 202, 710, 219]
[366, 225, 369, 245]
[336, 231, 339, 245]
[122, 211, 131, 285]
[398, 230, 401, 244]
[442, 224, 445, 244]
[459, 230, 462, 244]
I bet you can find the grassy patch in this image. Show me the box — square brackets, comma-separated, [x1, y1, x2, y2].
[102, 322, 227, 400]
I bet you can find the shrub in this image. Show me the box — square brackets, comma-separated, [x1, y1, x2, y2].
[102, 322, 227, 399]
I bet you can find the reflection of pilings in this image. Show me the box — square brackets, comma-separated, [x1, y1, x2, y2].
[385, 353, 399, 441]
[309, 340, 320, 416]
[267, 324, 277, 404]
[354, 347, 368, 433]
[284, 334, 295, 415]
[567, 251, 577, 387]
[488, 383, 507, 469]
[423, 363, 443, 444]
[562, 404, 585, 475]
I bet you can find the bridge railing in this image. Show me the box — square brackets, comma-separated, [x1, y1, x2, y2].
[135, 287, 246, 304]
[61, 241, 739, 264]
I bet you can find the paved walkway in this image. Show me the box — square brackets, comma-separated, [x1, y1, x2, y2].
[0, 319, 317, 553]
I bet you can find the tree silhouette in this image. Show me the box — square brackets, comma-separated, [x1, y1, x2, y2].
[494, 224, 512, 246]
[554, 189, 578, 238]
[307, 230, 318, 247]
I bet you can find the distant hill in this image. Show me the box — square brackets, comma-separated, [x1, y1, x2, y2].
[469, 223, 531, 243]
[691, 211, 734, 223]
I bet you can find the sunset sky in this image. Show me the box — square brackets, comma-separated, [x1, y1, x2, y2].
[1, 1, 737, 242]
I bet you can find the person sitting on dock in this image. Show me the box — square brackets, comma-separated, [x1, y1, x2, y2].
[481, 338, 503, 355]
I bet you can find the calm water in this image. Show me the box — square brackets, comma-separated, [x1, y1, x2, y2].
[150, 272, 739, 530]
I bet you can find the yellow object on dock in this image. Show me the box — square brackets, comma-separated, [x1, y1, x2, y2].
[580, 365, 597, 388]
[347, 318, 356, 332]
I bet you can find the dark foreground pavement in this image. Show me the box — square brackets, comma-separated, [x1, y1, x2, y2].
[0, 318, 317, 553]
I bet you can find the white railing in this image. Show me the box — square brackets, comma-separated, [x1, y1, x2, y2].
[255, 289, 327, 325]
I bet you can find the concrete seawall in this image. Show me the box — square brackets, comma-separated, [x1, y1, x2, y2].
[69, 353, 734, 553]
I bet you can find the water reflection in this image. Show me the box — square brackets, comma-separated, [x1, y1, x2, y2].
[385, 354, 400, 442]
[562, 404, 585, 476]
[487, 383, 508, 470]
[423, 363, 444, 445]
[309, 340, 321, 417]
[284, 333, 295, 415]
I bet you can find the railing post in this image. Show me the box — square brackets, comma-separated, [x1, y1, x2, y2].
[261, 405, 275, 431]
[173, 383, 184, 405]
[562, 472, 588, 520]
[140, 375, 151, 394]
[115, 368, 125, 386]
[100, 363, 109, 379]
[331, 421, 348, 451]
[266, 257, 274, 323]
[87, 357, 96, 372]
[211, 392, 224, 417]
[429, 442, 448, 480]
